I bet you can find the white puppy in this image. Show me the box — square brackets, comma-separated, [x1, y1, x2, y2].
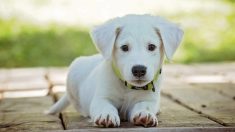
[47, 14, 183, 127]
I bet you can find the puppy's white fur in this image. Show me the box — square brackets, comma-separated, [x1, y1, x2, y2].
[47, 14, 183, 127]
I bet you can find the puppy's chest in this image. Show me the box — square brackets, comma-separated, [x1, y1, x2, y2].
[117, 90, 148, 120]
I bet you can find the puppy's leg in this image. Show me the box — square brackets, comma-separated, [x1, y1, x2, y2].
[130, 101, 159, 127]
[90, 98, 120, 127]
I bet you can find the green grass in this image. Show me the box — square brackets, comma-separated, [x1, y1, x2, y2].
[0, 2, 235, 67]
[171, 3, 235, 63]
[0, 20, 97, 67]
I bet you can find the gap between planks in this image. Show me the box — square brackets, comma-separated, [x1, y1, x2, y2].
[51, 91, 66, 130]
[44, 69, 54, 96]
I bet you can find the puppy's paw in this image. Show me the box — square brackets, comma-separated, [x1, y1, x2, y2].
[94, 113, 120, 127]
[131, 111, 158, 127]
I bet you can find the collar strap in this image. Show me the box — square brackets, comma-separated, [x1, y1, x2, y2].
[112, 62, 162, 92]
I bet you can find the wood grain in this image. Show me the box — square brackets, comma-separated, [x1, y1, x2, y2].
[190, 83, 235, 99]
[158, 96, 221, 127]
[162, 84, 235, 126]
[0, 96, 64, 131]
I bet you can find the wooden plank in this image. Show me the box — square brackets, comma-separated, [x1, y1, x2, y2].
[52, 127, 235, 132]
[0, 82, 7, 93]
[162, 84, 235, 126]
[164, 63, 235, 76]
[163, 71, 228, 85]
[52, 85, 66, 93]
[0, 96, 64, 131]
[183, 75, 227, 84]
[1, 77, 49, 92]
[47, 68, 67, 86]
[224, 72, 235, 83]
[0, 68, 48, 92]
[2, 89, 48, 98]
[56, 92, 220, 129]
[0, 69, 8, 93]
[0, 113, 63, 131]
[163, 63, 235, 85]
[8, 68, 46, 81]
[190, 83, 235, 99]
[190, 63, 235, 74]
[0, 96, 54, 113]
[0, 92, 3, 100]
[0, 69, 8, 83]
[158, 96, 221, 127]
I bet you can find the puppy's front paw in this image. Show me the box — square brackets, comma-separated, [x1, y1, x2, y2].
[131, 111, 158, 127]
[94, 113, 120, 127]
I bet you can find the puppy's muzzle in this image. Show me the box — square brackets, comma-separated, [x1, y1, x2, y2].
[132, 65, 147, 78]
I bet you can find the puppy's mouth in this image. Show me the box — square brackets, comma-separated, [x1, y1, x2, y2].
[132, 79, 146, 84]
[129, 79, 150, 87]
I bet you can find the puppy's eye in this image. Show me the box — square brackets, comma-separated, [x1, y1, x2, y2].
[120, 45, 129, 52]
[148, 44, 156, 51]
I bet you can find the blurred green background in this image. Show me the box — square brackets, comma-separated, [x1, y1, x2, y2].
[0, 0, 235, 67]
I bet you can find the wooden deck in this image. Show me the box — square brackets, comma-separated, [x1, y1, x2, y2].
[0, 63, 235, 132]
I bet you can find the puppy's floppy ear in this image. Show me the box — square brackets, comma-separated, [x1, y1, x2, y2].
[90, 20, 121, 60]
[155, 19, 184, 60]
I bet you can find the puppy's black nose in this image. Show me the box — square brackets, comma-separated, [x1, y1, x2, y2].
[132, 65, 147, 77]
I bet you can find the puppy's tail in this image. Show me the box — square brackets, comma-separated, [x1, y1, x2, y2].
[45, 93, 70, 115]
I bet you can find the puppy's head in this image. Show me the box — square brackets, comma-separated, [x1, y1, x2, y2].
[90, 15, 183, 87]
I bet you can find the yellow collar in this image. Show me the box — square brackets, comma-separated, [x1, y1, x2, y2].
[112, 62, 162, 92]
